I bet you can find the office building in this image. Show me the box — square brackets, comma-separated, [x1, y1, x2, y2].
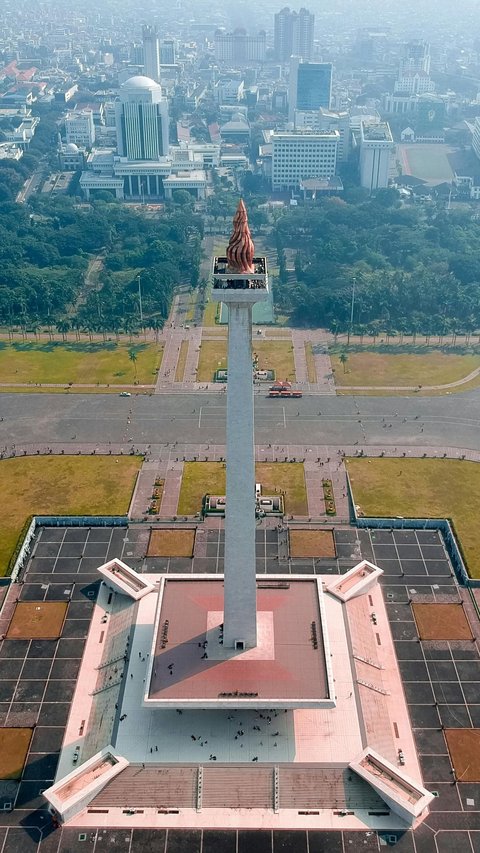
[271, 129, 338, 191]
[142, 25, 160, 83]
[160, 38, 176, 65]
[65, 109, 95, 147]
[114, 75, 169, 161]
[399, 39, 430, 77]
[394, 72, 434, 96]
[359, 120, 395, 192]
[288, 57, 332, 122]
[214, 29, 266, 65]
[274, 6, 314, 62]
[294, 107, 350, 161]
[473, 116, 480, 162]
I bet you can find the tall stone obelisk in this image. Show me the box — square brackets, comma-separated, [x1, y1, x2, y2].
[211, 201, 269, 649]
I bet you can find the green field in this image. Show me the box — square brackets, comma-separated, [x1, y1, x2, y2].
[0, 341, 162, 387]
[178, 461, 307, 515]
[347, 457, 480, 578]
[400, 143, 455, 185]
[331, 350, 480, 394]
[0, 456, 142, 576]
[197, 339, 295, 382]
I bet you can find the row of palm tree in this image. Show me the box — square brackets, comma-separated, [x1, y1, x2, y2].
[2, 314, 165, 344]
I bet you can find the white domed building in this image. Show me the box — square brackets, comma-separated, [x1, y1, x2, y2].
[59, 140, 86, 171]
[114, 74, 169, 161]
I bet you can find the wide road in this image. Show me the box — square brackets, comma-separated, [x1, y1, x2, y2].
[1, 389, 480, 451]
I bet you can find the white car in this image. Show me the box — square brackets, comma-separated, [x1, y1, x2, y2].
[119, 391, 131, 397]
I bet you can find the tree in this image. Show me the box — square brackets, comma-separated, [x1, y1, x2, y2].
[339, 351, 349, 373]
[172, 189, 194, 208]
[128, 347, 138, 382]
[56, 319, 71, 341]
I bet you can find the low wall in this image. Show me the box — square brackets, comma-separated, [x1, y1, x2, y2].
[346, 471, 473, 587]
[6, 515, 129, 586]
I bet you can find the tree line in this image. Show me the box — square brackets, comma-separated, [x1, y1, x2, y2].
[0, 194, 203, 336]
[272, 190, 480, 338]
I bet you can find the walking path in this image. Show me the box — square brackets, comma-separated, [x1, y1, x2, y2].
[286, 330, 336, 394]
[159, 459, 184, 516]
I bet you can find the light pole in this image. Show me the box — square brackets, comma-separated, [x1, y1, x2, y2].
[137, 275, 143, 324]
[348, 276, 356, 344]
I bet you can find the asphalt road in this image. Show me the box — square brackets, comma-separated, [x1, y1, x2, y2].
[1, 389, 480, 450]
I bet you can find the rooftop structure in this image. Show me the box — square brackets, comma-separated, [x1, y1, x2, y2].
[97, 557, 156, 600]
[143, 577, 335, 709]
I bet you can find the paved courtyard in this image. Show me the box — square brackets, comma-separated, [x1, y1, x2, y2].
[0, 522, 478, 850]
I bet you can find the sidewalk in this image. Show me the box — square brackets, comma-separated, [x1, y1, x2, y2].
[291, 330, 336, 395]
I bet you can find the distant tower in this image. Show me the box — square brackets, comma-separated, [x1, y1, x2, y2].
[142, 25, 160, 83]
[212, 202, 269, 650]
[274, 6, 314, 62]
[115, 76, 169, 160]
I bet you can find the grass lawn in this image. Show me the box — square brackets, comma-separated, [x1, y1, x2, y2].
[0, 342, 163, 386]
[147, 528, 195, 557]
[177, 461, 307, 515]
[289, 529, 336, 558]
[332, 350, 480, 393]
[7, 601, 67, 639]
[346, 457, 480, 578]
[305, 343, 317, 383]
[178, 462, 226, 514]
[0, 729, 32, 780]
[0, 456, 141, 576]
[175, 340, 189, 382]
[400, 143, 455, 184]
[197, 339, 227, 381]
[197, 339, 296, 382]
[203, 297, 219, 327]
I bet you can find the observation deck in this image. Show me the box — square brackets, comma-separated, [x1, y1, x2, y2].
[211, 256, 269, 303]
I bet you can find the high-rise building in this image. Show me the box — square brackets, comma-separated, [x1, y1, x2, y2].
[214, 28, 266, 64]
[114, 75, 169, 161]
[160, 38, 176, 65]
[288, 57, 332, 122]
[399, 39, 431, 77]
[359, 120, 395, 192]
[472, 116, 480, 162]
[65, 109, 95, 147]
[294, 107, 350, 161]
[142, 25, 160, 83]
[274, 6, 314, 62]
[271, 130, 338, 191]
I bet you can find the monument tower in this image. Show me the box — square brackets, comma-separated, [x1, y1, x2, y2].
[211, 200, 269, 649]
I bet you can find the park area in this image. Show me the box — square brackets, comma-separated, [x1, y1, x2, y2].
[177, 461, 308, 515]
[346, 457, 480, 578]
[0, 341, 162, 388]
[197, 339, 296, 383]
[0, 455, 141, 576]
[331, 349, 480, 394]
